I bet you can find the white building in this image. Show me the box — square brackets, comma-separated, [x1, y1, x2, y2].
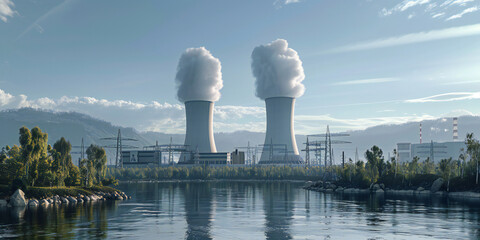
[397, 141, 466, 163]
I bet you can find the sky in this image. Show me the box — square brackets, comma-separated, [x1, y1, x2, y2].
[1, 0, 480, 135]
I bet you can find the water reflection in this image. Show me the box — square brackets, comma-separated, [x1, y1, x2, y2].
[1, 182, 480, 239]
[182, 182, 213, 240]
[262, 182, 295, 240]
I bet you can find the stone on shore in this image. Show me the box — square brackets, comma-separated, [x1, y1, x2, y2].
[67, 196, 77, 204]
[417, 187, 425, 191]
[10, 189, 27, 207]
[431, 178, 444, 193]
[0, 199, 7, 207]
[40, 199, 49, 207]
[28, 199, 38, 207]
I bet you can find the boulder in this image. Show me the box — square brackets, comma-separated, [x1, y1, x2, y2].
[379, 184, 385, 190]
[83, 196, 90, 201]
[343, 188, 354, 193]
[47, 198, 53, 204]
[431, 178, 444, 193]
[27, 199, 36, 207]
[417, 187, 425, 191]
[335, 187, 344, 192]
[10, 189, 27, 207]
[61, 197, 69, 204]
[324, 189, 333, 193]
[371, 184, 381, 191]
[375, 189, 384, 194]
[67, 196, 77, 204]
[0, 199, 7, 207]
[77, 198, 84, 203]
[40, 199, 49, 207]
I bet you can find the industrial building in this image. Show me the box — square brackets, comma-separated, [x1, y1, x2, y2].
[397, 141, 466, 163]
[122, 150, 162, 168]
[231, 150, 246, 165]
[192, 152, 231, 165]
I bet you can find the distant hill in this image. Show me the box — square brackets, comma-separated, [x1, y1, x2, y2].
[1, 108, 479, 165]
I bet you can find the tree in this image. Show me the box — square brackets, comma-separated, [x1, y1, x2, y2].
[18, 126, 49, 186]
[365, 146, 384, 183]
[86, 144, 107, 184]
[409, 156, 419, 176]
[423, 157, 435, 175]
[439, 158, 454, 191]
[465, 133, 480, 184]
[51, 137, 73, 186]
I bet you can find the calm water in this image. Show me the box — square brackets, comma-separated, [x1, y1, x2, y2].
[1, 181, 480, 239]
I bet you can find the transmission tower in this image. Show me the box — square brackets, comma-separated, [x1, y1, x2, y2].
[100, 129, 139, 168]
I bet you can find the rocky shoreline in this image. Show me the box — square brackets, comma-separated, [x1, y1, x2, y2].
[303, 179, 480, 200]
[0, 189, 131, 208]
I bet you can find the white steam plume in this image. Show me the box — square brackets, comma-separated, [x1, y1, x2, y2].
[175, 47, 223, 103]
[251, 39, 305, 100]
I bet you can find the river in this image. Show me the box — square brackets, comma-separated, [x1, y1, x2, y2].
[1, 181, 479, 239]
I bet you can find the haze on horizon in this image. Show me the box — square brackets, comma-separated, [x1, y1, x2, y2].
[1, 0, 480, 135]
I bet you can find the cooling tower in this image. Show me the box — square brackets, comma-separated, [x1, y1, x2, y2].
[179, 100, 217, 163]
[259, 97, 303, 164]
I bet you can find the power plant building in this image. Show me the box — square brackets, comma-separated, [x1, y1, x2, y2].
[397, 141, 466, 163]
[121, 150, 162, 168]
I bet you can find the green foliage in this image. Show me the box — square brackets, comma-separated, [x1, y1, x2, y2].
[101, 177, 119, 186]
[0, 126, 107, 190]
[106, 166, 325, 181]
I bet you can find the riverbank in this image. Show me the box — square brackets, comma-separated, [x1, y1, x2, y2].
[303, 180, 480, 200]
[0, 186, 131, 209]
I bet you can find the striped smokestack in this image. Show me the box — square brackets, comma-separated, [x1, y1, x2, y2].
[419, 123, 422, 144]
[453, 117, 458, 141]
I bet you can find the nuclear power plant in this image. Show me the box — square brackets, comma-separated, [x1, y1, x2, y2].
[259, 97, 302, 164]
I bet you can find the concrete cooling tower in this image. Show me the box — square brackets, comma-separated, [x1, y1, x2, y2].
[259, 97, 303, 164]
[179, 100, 217, 162]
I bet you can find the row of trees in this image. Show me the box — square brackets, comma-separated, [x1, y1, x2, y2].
[338, 133, 480, 190]
[106, 165, 326, 181]
[0, 126, 109, 189]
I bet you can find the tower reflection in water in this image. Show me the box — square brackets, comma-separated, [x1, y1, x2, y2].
[262, 182, 295, 240]
[182, 182, 214, 240]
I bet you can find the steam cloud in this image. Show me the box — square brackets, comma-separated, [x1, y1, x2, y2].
[175, 47, 223, 103]
[251, 39, 305, 100]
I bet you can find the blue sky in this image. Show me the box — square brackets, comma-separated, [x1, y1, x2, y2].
[1, 0, 480, 134]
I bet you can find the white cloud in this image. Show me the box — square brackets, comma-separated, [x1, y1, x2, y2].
[380, 0, 431, 16]
[432, 12, 446, 18]
[405, 92, 480, 103]
[379, 0, 478, 19]
[332, 78, 398, 86]
[0, 0, 15, 22]
[446, 6, 479, 20]
[285, 0, 300, 4]
[327, 23, 480, 53]
[0, 89, 14, 105]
